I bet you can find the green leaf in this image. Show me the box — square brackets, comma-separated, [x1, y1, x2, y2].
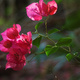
[45, 45, 58, 56]
[56, 37, 72, 46]
[32, 36, 42, 48]
[35, 22, 43, 31]
[48, 28, 60, 34]
[62, 11, 80, 30]
[66, 53, 73, 61]
[74, 52, 80, 58]
[44, 45, 53, 51]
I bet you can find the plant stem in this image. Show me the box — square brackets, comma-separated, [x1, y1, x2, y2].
[68, 46, 71, 53]
[32, 32, 80, 63]
[35, 32, 70, 53]
[38, 33, 55, 45]
[44, 16, 49, 35]
[74, 58, 80, 64]
[46, 36, 55, 45]
[60, 47, 69, 52]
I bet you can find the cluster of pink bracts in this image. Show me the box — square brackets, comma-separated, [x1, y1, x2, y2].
[0, 0, 57, 71]
[0, 24, 32, 70]
[26, 0, 57, 21]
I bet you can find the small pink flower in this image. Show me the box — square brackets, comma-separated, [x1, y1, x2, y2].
[6, 48, 26, 71]
[0, 24, 32, 71]
[26, 0, 57, 21]
[0, 24, 21, 52]
[3, 40, 12, 48]
[7, 24, 21, 39]
[0, 39, 13, 52]
[16, 31, 32, 54]
[1, 24, 21, 40]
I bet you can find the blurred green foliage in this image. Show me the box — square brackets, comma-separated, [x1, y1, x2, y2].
[63, 10, 80, 30]
[0, 18, 5, 26]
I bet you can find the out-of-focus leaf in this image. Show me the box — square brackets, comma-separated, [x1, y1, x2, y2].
[63, 11, 80, 30]
[49, 33, 64, 41]
[54, 47, 69, 56]
[7, 7, 13, 16]
[45, 45, 58, 56]
[44, 45, 52, 51]
[32, 36, 42, 48]
[56, 37, 72, 46]
[44, 0, 51, 4]
[66, 53, 73, 61]
[48, 28, 60, 34]
[0, 18, 5, 25]
[55, 0, 62, 4]
[44, 0, 62, 4]
[74, 52, 80, 59]
[35, 22, 43, 31]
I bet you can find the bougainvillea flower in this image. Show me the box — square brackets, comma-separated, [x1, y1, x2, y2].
[16, 31, 32, 54]
[6, 24, 21, 39]
[26, 3, 42, 21]
[6, 48, 26, 71]
[0, 24, 32, 71]
[0, 24, 21, 52]
[0, 31, 14, 52]
[26, 0, 57, 21]
[0, 40, 12, 52]
[1, 24, 21, 40]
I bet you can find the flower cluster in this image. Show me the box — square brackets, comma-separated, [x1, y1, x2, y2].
[0, 0, 58, 71]
[26, 0, 57, 21]
[0, 24, 32, 70]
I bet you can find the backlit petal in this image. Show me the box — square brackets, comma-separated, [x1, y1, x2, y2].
[26, 3, 42, 21]
[47, 0, 57, 15]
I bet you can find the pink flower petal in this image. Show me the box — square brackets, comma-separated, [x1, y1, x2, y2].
[8, 48, 23, 61]
[3, 40, 12, 48]
[39, 0, 48, 16]
[1, 30, 8, 40]
[27, 31, 32, 42]
[27, 31, 32, 48]
[6, 62, 16, 70]
[7, 27, 18, 39]
[0, 41, 9, 52]
[39, 0, 43, 10]
[15, 32, 32, 54]
[26, 3, 42, 21]
[15, 24, 21, 33]
[12, 63, 25, 71]
[47, 0, 57, 15]
[6, 53, 16, 62]
[6, 53, 26, 71]
[26, 0, 58, 21]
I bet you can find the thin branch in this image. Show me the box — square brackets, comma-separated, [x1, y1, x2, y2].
[44, 16, 49, 35]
